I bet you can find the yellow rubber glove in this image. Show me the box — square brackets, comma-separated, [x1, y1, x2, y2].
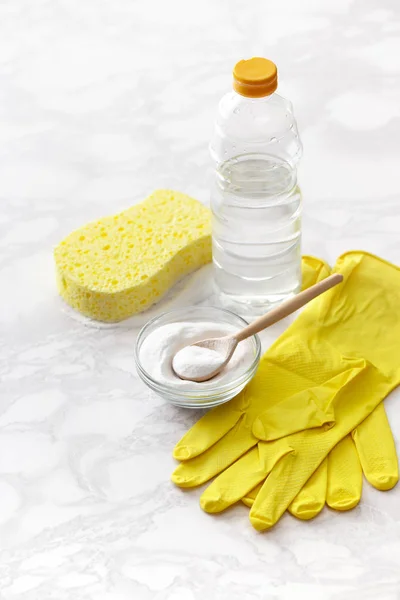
[172, 252, 400, 530]
[242, 402, 398, 517]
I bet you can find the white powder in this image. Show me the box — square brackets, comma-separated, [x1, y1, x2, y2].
[173, 345, 225, 380]
[139, 321, 254, 389]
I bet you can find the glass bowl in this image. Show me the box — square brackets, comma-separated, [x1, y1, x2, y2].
[134, 306, 261, 408]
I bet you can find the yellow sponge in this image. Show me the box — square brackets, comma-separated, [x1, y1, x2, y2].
[54, 190, 212, 322]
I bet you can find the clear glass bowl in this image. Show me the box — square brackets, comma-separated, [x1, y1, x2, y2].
[134, 306, 261, 409]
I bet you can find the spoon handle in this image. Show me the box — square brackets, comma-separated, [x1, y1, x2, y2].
[234, 273, 343, 342]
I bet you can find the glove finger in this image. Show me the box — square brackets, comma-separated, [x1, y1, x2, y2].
[172, 420, 256, 488]
[200, 440, 292, 513]
[252, 384, 335, 441]
[352, 403, 399, 491]
[250, 449, 301, 531]
[327, 435, 362, 510]
[288, 458, 328, 520]
[173, 401, 243, 460]
[244, 458, 328, 518]
[252, 358, 365, 441]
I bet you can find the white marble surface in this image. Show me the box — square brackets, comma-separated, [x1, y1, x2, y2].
[1, 0, 400, 598]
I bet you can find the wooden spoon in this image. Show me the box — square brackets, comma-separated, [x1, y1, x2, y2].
[172, 273, 343, 382]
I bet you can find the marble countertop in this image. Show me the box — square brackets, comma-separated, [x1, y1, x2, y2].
[1, 0, 400, 598]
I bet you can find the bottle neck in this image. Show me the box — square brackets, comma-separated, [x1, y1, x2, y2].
[233, 90, 276, 102]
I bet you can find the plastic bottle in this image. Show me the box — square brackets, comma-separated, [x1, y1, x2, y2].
[210, 57, 303, 314]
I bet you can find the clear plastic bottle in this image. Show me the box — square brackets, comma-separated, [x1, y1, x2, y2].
[210, 57, 303, 315]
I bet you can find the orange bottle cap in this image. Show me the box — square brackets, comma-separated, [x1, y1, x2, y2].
[233, 57, 277, 98]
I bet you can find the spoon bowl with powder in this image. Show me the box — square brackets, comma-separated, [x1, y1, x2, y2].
[172, 273, 343, 382]
[172, 336, 237, 382]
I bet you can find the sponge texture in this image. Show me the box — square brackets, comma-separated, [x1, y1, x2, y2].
[54, 190, 212, 322]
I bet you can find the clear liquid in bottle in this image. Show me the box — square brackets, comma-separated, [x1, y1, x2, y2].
[211, 153, 302, 315]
